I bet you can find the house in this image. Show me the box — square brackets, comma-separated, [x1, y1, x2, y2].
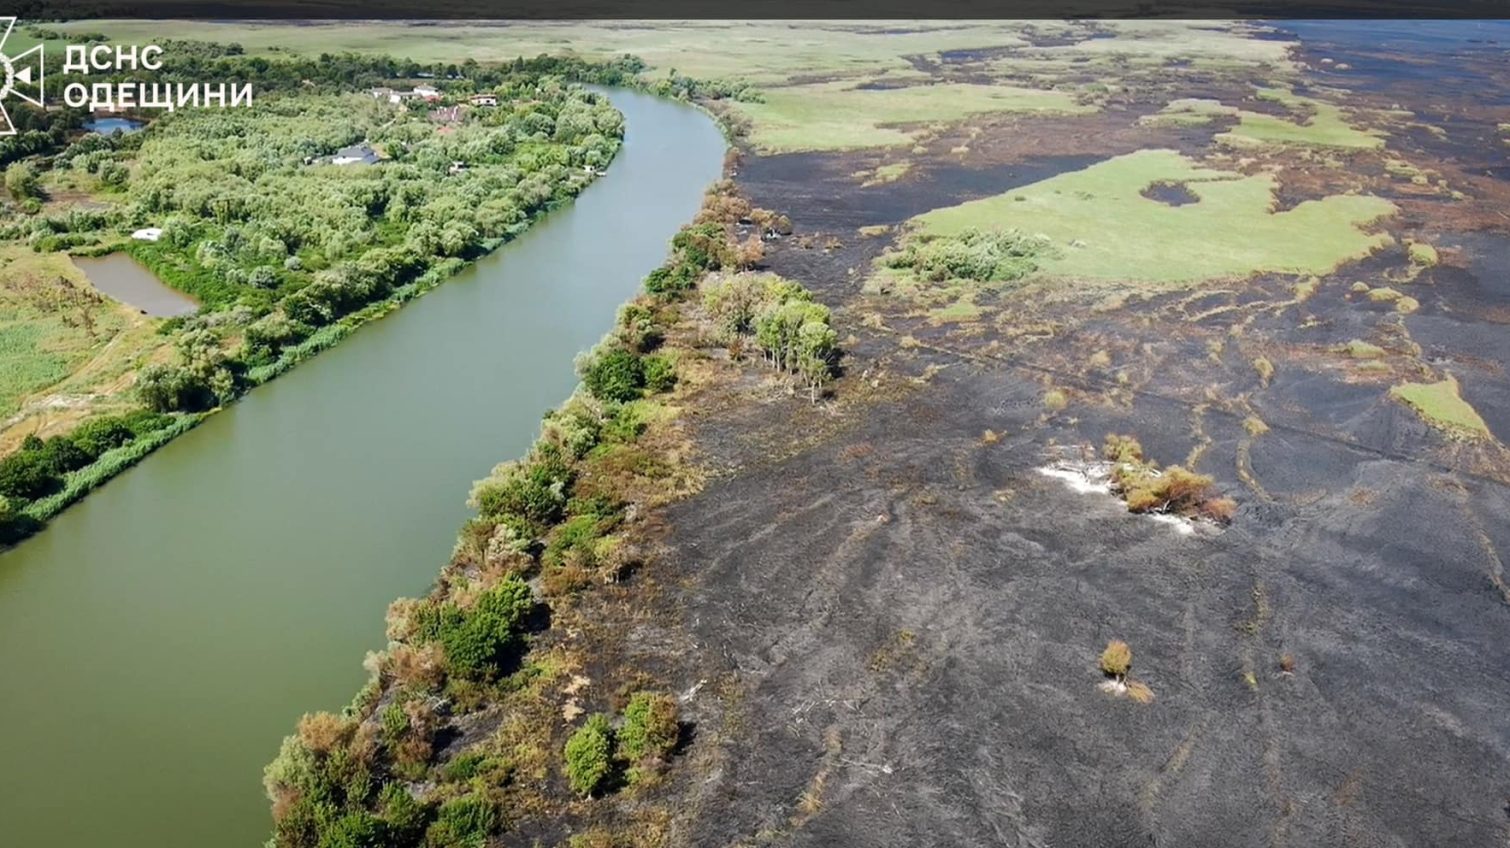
[469, 94, 498, 107]
[369, 87, 395, 100]
[413, 85, 440, 101]
[131, 227, 163, 242]
[331, 143, 379, 166]
[448, 161, 467, 175]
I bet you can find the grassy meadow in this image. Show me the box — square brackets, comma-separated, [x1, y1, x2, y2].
[911, 149, 1396, 285]
[732, 81, 1091, 152]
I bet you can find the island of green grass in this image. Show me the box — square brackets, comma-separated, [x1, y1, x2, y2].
[1390, 375, 1492, 438]
[1138, 98, 1239, 127]
[905, 149, 1395, 285]
[729, 80, 1091, 153]
[1217, 87, 1385, 150]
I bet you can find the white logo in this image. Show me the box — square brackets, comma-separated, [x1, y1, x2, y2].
[0, 18, 45, 136]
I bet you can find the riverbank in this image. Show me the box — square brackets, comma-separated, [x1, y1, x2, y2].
[260, 170, 840, 847]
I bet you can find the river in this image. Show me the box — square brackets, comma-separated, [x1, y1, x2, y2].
[0, 89, 726, 847]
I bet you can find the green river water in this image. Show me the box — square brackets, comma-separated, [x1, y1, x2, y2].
[0, 89, 725, 847]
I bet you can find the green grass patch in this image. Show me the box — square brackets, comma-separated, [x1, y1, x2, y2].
[860, 161, 913, 186]
[1217, 88, 1384, 149]
[928, 295, 984, 323]
[908, 149, 1395, 285]
[1408, 242, 1438, 266]
[1390, 375, 1491, 438]
[730, 81, 1090, 152]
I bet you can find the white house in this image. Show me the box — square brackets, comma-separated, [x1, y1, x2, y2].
[469, 94, 498, 107]
[131, 227, 163, 242]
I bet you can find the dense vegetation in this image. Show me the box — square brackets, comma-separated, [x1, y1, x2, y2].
[882, 226, 1053, 285]
[0, 46, 633, 542]
[0, 409, 178, 542]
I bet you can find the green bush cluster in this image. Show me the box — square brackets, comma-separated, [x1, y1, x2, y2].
[408, 577, 535, 682]
[0, 411, 173, 534]
[562, 691, 681, 797]
[883, 227, 1053, 284]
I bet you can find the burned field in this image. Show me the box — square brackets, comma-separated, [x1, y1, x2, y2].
[578, 25, 1510, 848]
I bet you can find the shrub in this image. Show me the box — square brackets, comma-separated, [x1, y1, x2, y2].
[422, 577, 535, 681]
[642, 354, 677, 393]
[1102, 433, 1144, 465]
[39, 436, 93, 474]
[541, 400, 601, 460]
[68, 416, 137, 456]
[0, 496, 39, 545]
[600, 403, 648, 444]
[883, 227, 1052, 284]
[1103, 434, 1235, 523]
[296, 711, 354, 755]
[470, 447, 573, 525]
[543, 512, 609, 570]
[643, 262, 696, 297]
[564, 713, 615, 797]
[617, 692, 680, 769]
[615, 302, 662, 352]
[378, 784, 430, 844]
[441, 751, 490, 782]
[321, 811, 387, 848]
[380, 702, 410, 743]
[137, 362, 214, 412]
[1099, 640, 1132, 678]
[671, 221, 733, 271]
[581, 346, 645, 403]
[423, 793, 496, 848]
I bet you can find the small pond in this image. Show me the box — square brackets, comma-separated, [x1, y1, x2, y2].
[83, 117, 146, 135]
[72, 253, 199, 317]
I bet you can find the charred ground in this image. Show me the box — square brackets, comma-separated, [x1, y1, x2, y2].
[573, 24, 1510, 848]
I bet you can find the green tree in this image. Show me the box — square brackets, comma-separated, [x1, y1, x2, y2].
[796, 321, 837, 402]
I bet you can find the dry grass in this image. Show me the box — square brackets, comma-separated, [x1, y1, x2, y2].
[1099, 640, 1133, 677]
